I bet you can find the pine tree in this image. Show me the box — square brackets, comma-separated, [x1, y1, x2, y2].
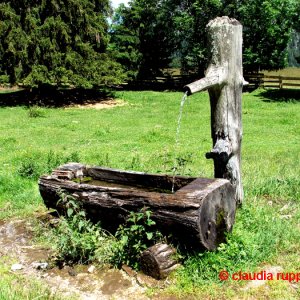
[0, 0, 125, 88]
[110, 0, 175, 79]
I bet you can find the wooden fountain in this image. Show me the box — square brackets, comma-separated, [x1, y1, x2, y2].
[39, 16, 245, 279]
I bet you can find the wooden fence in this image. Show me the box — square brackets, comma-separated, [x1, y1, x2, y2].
[125, 73, 300, 91]
[125, 74, 199, 90]
[244, 73, 300, 89]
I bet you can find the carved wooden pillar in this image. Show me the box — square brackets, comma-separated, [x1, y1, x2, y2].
[184, 17, 245, 205]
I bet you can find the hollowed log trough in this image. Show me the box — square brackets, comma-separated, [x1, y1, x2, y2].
[39, 163, 236, 250]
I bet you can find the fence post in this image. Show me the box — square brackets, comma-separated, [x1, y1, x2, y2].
[279, 75, 283, 89]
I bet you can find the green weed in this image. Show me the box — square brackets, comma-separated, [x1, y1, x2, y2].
[27, 105, 45, 118]
[52, 191, 115, 265]
[171, 152, 194, 176]
[17, 150, 80, 180]
[50, 192, 163, 270]
[112, 209, 163, 270]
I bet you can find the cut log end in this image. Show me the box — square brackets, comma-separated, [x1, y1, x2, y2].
[197, 179, 236, 250]
[140, 243, 180, 280]
[207, 16, 241, 28]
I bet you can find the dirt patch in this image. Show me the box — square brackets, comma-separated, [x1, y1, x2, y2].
[0, 86, 21, 92]
[0, 219, 151, 299]
[68, 99, 126, 109]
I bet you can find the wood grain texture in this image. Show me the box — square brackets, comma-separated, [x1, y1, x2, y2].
[39, 163, 236, 250]
[184, 17, 244, 204]
[140, 243, 180, 279]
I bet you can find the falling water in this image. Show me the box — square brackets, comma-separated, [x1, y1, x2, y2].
[171, 91, 188, 193]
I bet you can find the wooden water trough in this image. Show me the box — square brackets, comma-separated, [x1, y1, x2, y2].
[39, 163, 236, 250]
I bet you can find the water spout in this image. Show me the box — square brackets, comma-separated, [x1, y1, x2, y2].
[183, 76, 219, 95]
[180, 16, 246, 204]
[183, 66, 228, 95]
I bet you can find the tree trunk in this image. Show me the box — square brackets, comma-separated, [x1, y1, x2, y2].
[39, 163, 236, 250]
[184, 17, 244, 205]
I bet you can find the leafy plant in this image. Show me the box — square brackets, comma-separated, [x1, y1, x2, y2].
[17, 150, 80, 180]
[27, 105, 45, 118]
[112, 208, 163, 270]
[128, 152, 142, 170]
[171, 153, 193, 176]
[17, 157, 41, 179]
[0, 75, 10, 86]
[50, 192, 164, 270]
[53, 191, 115, 265]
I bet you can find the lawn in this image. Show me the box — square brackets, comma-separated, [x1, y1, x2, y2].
[0, 88, 299, 299]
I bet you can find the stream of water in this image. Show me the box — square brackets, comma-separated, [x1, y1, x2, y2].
[171, 91, 188, 193]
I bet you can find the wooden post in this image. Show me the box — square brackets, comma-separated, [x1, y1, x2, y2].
[184, 17, 244, 205]
[279, 75, 283, 89]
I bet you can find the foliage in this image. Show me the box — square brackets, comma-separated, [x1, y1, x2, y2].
[53, 191, 115, 265]
[172, 153, 194, 177]
[112, 208, 163, 270]
[0, 75, 10, 86]
[109, 4, 142, 80]
[17, 150, 80, 180]
[223, 0, 297, 71]
[171, 0, 222, 74]
[0, 0, 126, 88]
[110, 0, 176, 79]
[50, 190, 163, 269]
[27, 105, 45, 118]
[111, 0, 299, 74]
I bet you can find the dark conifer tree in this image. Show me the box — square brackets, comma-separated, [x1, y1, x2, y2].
[0, 0, 125, 88]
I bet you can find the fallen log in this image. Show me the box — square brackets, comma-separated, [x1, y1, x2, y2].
[39, 163, 236, 250]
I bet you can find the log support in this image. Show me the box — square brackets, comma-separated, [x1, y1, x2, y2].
[140, 243, 180, 280]
[184, 16, 245, 205]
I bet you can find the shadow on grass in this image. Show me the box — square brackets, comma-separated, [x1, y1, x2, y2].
[0, 86, 115, 108]
[257, 89, 300, 103]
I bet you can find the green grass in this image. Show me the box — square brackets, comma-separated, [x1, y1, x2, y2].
[0, 88, 299, 298]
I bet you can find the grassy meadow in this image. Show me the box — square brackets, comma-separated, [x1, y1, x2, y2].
[0, 87, 299, 298]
